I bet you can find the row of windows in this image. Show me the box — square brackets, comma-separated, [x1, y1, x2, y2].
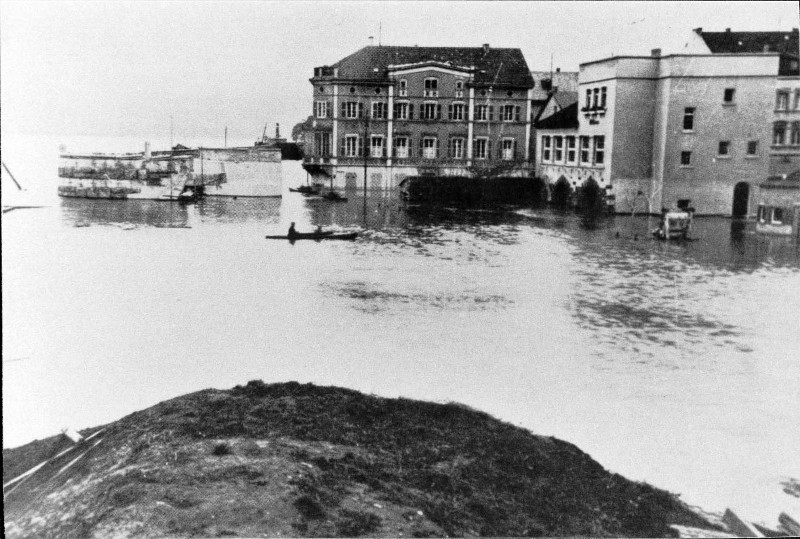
[316, 100, 524, 122]
[776, 89, 800, 111]
[773, 122, 800, 145]
[679, 140, 760, 166]
[758, 205, 789, 225]
[583, 87, 607, 110]
[319, 79, 522, 99]
[319, 135, 519, 160]
[541, 136, 605, 165]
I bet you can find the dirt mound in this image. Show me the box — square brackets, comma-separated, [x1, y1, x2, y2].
[4, 381, 717, 537]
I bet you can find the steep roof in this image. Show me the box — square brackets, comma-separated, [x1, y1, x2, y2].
[535, 102, 579, 130]
[553, 91, 579, 110]
[697, 28, 798, 55]
[327, 45, 534, 87]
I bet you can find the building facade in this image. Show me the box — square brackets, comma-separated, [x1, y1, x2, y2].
[574, 51, 781, 216]
[303, 44, 535, 192]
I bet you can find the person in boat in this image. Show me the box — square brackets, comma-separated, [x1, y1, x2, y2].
[288, 222, 297, 238]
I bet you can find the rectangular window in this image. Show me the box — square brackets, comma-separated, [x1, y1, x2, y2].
[680, 151, 692, 166]
[585, 89, 591, 109]
[394, 102, 408, 120]
[777, 91, 789, 110]
[774, 122, 786, 145]
[315, 101, 330, 119]
[424, 78, 438, 97]
[554, 136, 564, 162]
[450, 137, 465, 159]
[370, 136, 384, 158]
[773, 207, 785, 224]
[474, 138, 488, 159]
[345, 135, 360, 157]
[345, 102, 360, 119]
[791, 122, 800, 145]
[723, 88, 735, 103]
[475, 104, 488, 121]
[566, 136, 576, 163]
[747, 141, 758, 156]
[683, 107, 695, 131]
[422, 137, 438, 159]
[580, 136, 591, 164]
[600, 87, 607, 108]
[449, 103, 465, 121]
[316, 132, 331, 156]
[398, 79, 407, 97]
[592, 88, 599, 108]
[757, 205, 767, 223]
[455, 80, 464, 98]
[718, 141, 730, 156]
[502, 105, 516, 121]
[422, 102, 440, 120]
[371, 102, 386, 120]
[594, 136, 605, 164]
[542, 136, 551, 162]
[502, 139, 515, 160]
[394, 137, 409, 159]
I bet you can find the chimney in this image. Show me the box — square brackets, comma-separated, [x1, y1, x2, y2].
[556, 67, 561, 73]
[275, 123, 281, 139]
[368, 36, 374, 46]
[725, 28, 731, 33]
[483, 43, 490, 54]
[651, 48, 662, 57]
[693, 27, 703, 34]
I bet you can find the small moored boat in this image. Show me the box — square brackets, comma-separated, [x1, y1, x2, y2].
[653, 206, 695, 241]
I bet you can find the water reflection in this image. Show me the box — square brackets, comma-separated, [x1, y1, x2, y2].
[196, 197, 281, 224]
[60, 197, 190, 228]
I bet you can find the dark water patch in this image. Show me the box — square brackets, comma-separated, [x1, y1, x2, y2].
[328, 282, 513, 313]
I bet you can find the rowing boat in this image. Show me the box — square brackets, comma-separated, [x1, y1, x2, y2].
[265, 232, 358, 241]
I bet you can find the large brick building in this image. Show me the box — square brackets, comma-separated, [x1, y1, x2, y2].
[303, 44, 535, 192]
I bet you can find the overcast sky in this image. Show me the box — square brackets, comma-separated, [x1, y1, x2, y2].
[1, 1, 798, 141]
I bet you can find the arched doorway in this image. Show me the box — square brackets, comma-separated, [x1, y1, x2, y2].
[732, 182, 750, 218]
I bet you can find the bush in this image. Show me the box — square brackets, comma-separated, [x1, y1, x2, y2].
[212, 443, 232, 456]
[294, 494, 326, 520]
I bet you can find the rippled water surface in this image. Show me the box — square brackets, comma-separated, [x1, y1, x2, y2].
[3, 134, 800, 522]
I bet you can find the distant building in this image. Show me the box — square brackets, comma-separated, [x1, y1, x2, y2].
[303, 43, 536, 191]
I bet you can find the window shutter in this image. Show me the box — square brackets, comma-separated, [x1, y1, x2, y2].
[358, 102, 364, 118]
[447, 138, 452, 158]
[341, 102, 347, 118]
[488, 140, 493, 159]
[409, 103, 414, 119]
[448, 104, 453, 120]
[434, 138, 439, 158]
[391, 137, 396, 157]
[513, 140, 518, 159]
[515, 106, 521, 122]
[437, 104, 442, 120]
[408, 138, 413, 158]
[489, 106, 494, 121]
[339, 138, 346, 156]
[357, 136, 363, 157]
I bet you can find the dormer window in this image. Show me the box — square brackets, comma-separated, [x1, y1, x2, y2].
[455, 80, 464, 98]
[424, 78, 439, 98]
[398, 79, 407, 97]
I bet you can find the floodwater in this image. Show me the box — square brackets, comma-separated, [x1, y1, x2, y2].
[3, 133, 800, 524]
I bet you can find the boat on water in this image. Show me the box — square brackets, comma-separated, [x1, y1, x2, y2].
[289, 185, 322, 195]
[265, 232, 358, 241]
[652, 206, 695, 240]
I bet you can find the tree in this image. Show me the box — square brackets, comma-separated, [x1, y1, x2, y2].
[291, 116, 314, 144]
